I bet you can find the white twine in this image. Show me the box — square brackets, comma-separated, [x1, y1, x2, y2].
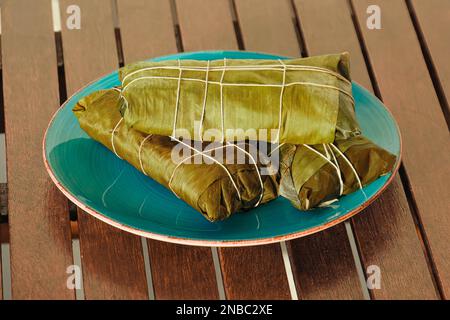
[172, 59, 182, 137]
[138, 134, 153, 175]
[121, 75, 354, 105]
[227, 142, 265, 206]
[219, 58, 227, 142]
[198, 60, 210, 142]
[268, 142, 285, 157]
[323, 143, 331, 160]
[275, 59, 287, 144]
[302, 144, 344, 195]
[167, 146, 231, 199]
[169, 136, 242, 201]
[329, 143, 363, 190]
[111, 118, 123, 159]
[318, 198, 339, 207]
[327, 144, 344, 196]
[121, 64, 351, 86]
[168, 141, 265, 208]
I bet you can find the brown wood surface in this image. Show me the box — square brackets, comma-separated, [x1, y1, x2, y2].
[411, 0, 450, 115]
[117, 0, 219, 300]
[288, 224, 361, 299]
[148, 242, 219, 299]
[117, 0, 178, 63]
[234, 0, 364, 299]
[59, 0, 148, 299]
[294, 0, 438, 300]
[352, 0, 450, 298]
[234, 0, 300, 57]
[175, 0, 238, 51]
[219, 246, 290, 300]
[1, 0, 75, 299]
[176, 0, 291, 299]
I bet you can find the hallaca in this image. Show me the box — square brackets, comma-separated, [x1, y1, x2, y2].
[117, 53, 357, 144]
[73, 89, 279, 221]
[279, 136, 397, 210]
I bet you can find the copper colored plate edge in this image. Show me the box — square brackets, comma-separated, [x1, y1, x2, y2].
[42, 73, 403, 247]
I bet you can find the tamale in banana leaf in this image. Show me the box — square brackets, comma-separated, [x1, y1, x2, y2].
[117, 53, 357, 144]
[73, 89, 279, 221]
[279, 136, 397, 210]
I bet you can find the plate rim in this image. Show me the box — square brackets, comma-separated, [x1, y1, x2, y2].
[42, 50, 403, 247]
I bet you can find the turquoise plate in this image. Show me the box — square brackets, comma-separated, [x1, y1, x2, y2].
[44, 51, 401, 246]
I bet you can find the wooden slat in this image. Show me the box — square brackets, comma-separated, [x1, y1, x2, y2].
[293, 0, 372, 89]
[175, 0, 238, 51]
[1, 0, 74, 299]
[176, 0, 292, 299]
[411, 0, 450, 114]
[59, 0, 148, 299]
[117, 0, 178, 63]
[219, 246, 290, 299]
[294, 0, 438, 300]
[287, 224, 361, 299]
[148, 242, 219, 299]
[234, 0, 300, 56]
[116, 0, 219, 299]
[352, 0, 450, 298]
[234, 0, 363, 299]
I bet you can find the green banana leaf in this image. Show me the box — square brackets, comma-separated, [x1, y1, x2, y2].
[118, 53, 358, 144]
[73, 89, 279, 221]
[279, 136, 397, 210]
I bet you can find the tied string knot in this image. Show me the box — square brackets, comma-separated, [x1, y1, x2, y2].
[110, 58, 361, 209]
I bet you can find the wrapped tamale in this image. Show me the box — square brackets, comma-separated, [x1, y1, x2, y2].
[279, 136, 397, 210]
[117, 53, 358, 144]
[73, 89, 279, 221]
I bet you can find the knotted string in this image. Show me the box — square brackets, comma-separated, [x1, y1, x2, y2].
[111, 57, 361, 209]
[219, 58, 227, 142]
[198, 60, 210, 142]
[172, 59, 183, 137]
[111, 118, 123, 159]
[138, 134, 153, 175]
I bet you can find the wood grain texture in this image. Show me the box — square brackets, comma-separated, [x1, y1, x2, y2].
[352, 178, 437, 299]
[233, 0, 363, 299]
[295, 0, 437, 300]
[352, 0, 450, 298]
[219, 246, 290, 299]
[148, 242, 219, 299]
[176, 0, 292, 299]
[288, 224, 363, 299]
[117, 0, 178, 63]
[175, 0, 238, 51]
[117, 0, 219, 299]
[59, 0, 148, 299]
[293, 0, 372, 90]
[234, 0, 300, 56]
[1, 0, 74, 299]
[410, 0, 450, 115]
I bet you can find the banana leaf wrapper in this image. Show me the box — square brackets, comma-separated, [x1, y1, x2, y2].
[279, 136, 397, 210]
[118, 53, 359, 144]
[73, 89, 279, 221]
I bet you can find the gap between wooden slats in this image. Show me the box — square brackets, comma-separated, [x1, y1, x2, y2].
[232, 0, 367, 300]
[350, 0, 448, 299]
[57, 0, 149, 300]
[292, 0, 440, 299]
[406, 0, 449, 128]
[116, 0, 220, 300]
[1, 0, 75, 299]
[174, 0, 294, 300]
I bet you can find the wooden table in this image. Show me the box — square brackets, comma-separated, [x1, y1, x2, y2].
[0, 0, 448, 300]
